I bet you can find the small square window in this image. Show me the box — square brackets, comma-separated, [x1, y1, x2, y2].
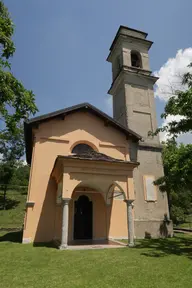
[143, 175, 157, 202]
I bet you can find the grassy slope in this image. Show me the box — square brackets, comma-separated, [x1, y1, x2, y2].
[0, 232, 191, 288]
[0, 190, 27, 229]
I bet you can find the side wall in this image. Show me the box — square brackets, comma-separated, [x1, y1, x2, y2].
[108, 199, 128, 239]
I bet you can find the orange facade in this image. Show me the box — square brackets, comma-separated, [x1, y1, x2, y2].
[23, 110, 137, 244]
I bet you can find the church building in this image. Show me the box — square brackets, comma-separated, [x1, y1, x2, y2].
[23, 26, 172, 248]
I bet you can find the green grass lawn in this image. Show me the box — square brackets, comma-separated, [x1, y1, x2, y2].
[177, 222, 192, 229]
[0, 192, 191, 287]
[0, 190, 27, 229]
[0, 232, 191, 288]
[175, 215, 192, 229]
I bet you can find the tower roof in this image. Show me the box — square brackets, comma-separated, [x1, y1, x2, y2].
[107, 25, 153, 62]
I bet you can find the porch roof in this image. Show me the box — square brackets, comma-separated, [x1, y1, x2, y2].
[51, 151, 138, 198]
[57, 150, 139, 165]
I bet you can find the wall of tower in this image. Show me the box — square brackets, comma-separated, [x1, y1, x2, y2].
[133, 147, 171, 238]
[113, 88, 127, 127]
[124, 77, 172, 237]
[113, 76, 160, 145]
[124, 80, 159, 145]
[109, 27, 173, 238]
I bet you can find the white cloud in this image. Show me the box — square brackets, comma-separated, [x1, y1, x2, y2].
[159, 114, 192, 144]
[177, 132, 192, 144]
[154, 48, 192, 101]
[155, 48, 192, 144]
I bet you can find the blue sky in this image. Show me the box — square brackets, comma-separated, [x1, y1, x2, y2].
[4, 0, 192, 129]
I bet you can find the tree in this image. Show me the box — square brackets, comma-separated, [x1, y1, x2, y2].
[0, 160, 30, 209]
[151, 65, 192, 224]
[0, 1, 38, 154]
[0, 160, 14, 209]
[0, 129, 25, 209]
[154, 63, 192, 139]
[154, 140, 192, 224]
[0, 1, 37, 208]
[10, 162, 30, 188]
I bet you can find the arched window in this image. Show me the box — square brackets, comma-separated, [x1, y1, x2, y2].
[72, 143, 94, 154]
[131, 51, 142, 68]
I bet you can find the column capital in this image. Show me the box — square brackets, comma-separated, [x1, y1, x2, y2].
[124, 199, 134, 206]
[62, 198, 71, 204]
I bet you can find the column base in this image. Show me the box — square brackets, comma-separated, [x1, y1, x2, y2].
[59, 244, 68, 250]
[128, 242, 135, 247]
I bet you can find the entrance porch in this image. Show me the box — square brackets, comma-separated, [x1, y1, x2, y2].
[51, 153, 139, 249]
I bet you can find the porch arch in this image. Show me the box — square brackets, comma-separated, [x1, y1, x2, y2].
[70, 182, 107, 241]
[106, 182, 126, 205]
[72, 181, 106, 203]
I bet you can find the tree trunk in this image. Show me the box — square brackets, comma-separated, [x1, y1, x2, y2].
[3, 186, 7, 210]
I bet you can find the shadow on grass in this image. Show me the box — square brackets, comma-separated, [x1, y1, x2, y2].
[0, 195, 20, 210]
[0, 230, 23, 243]
[33, 242, 58, 249]
[135, 234, 192, 259]
[0, 231, 57, 248]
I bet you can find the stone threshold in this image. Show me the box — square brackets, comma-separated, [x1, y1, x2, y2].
[59, 239, 126, 250]
[61, 244, 125, 250]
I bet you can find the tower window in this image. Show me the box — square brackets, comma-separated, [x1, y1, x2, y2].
[131, 51, 142, 68]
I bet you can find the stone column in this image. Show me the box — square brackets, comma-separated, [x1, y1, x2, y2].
[125, 199, 134, 247]
[59, 198, 71, 249]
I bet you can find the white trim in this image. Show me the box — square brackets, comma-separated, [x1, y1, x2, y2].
[99, 141, 126, 149]
[134, 219, 164, 222]
[40, 137, 69, 144]
[109, 236, 128, 240]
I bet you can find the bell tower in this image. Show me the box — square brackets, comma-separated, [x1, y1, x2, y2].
[107, 26, 172, 238]
[107, 26, 159, 145]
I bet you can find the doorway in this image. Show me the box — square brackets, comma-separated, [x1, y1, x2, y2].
[74, 195, 93, 240]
